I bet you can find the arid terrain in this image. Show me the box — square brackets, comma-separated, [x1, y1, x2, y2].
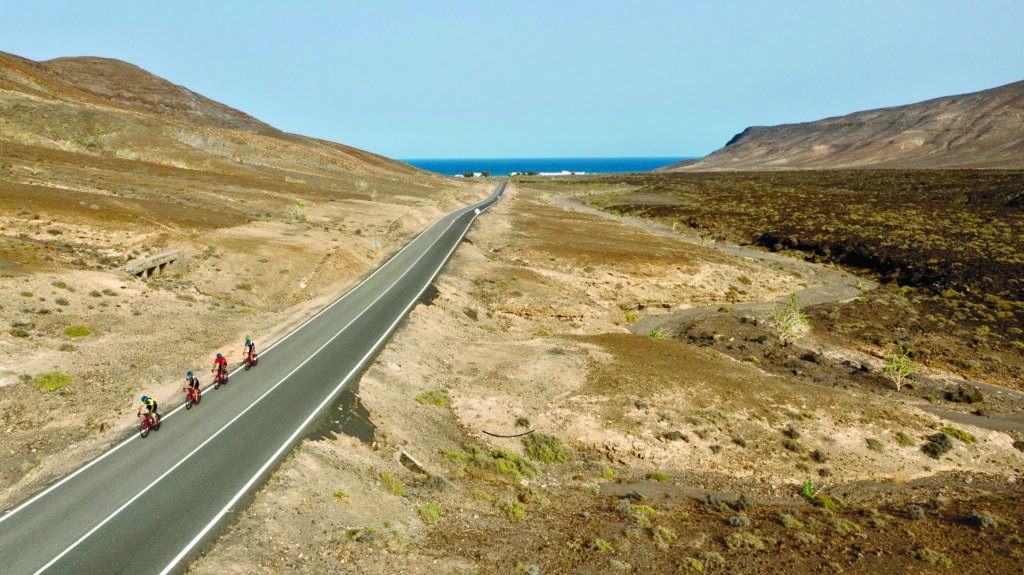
[661, 79, 1024, 171]
[3, 51, 1024, 574]
[185, 180, 1022, 574]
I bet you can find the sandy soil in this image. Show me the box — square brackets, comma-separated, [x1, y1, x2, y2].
[184, 183, 1024, 574]
[0, 173, 489, 507]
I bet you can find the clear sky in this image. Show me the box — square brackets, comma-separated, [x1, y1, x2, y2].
[2, 1, 1022, 159]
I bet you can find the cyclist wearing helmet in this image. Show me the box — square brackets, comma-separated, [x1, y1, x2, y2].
[212, 353, 228, 381]
[138, 395, 159, 425]
[244, 336, 257, 363]
[183, 371, 201, 398]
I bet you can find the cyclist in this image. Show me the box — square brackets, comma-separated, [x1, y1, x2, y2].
[137, 395, 159, 426]
[212, 353, 228, 382]
[183, 371, 201, 401]
[244, 337, 257, 364]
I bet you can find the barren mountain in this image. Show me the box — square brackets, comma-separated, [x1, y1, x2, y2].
[664, 79, 1024, 170]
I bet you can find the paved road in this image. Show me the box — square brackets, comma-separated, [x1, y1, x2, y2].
[0, 183, 505, 575]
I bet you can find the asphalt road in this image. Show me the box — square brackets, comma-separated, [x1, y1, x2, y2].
[0, 183, 505, 575]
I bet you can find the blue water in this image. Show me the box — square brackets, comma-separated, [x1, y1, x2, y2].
[401, 157, 688, 177]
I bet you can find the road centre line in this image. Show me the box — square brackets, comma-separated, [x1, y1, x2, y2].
[33, 193, 494, 574]
[159, 185, 500, 575]
[0, 196, 477, 526]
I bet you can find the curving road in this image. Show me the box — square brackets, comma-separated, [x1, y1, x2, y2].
[0, 183, 505, 575]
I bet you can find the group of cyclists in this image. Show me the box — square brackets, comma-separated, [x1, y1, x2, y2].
[137, 338, 258, 427]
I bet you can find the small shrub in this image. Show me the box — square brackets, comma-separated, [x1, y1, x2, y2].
[462, 308, 478, 320]
[732, 435, 748, 448]
[939, 427, 976, 444]
[652, 525, 677, 549]
[522, 432, 567, 463]
[234, 282, 253, 291]
[783, 439, 806, 454]
[51, 280, 67, 289]
[34, 372, 72, 390]
[424, 474, 453, 492]
[591, 463, 616, 479]
[379, 471, 406, 496]
[9, 327, 29, 338]
[101, 288, 117, 296]
[650, 329, 667, 339]
[724, 531, 765, 551]
[866, 438, 885, 453]
[625, 312, 638, 323]
[794, 531, 819, 545]
[417, 502, 442, 524]
[909, 505, 926, 520]
[468, 489, 493, 501]
[915, 548, 952, 569]
[830, 517, 860, 535]
[64, 325, 91, 337]
[883, 346, 916, 391]
[810, 449, 828, 463]
[58, 343, 76, 352]
[661, 430, 686, 441]
[922, 433, 955, 459]
[814, 495, 847, 510]
[415, 389, 450, 407]
[783, 426, 801, 439]
[587, 538, 612, 552]
[89, 290, 102, 297]
[969, 510, 1007, 529]
[895, 432, 916, 447]
[781, 514, 805, 529]
[677, 557, 704, 572]
[729, 515, 751, 527]
[54, 297, 70, 306]
[771, 293, 808, 344]
[648, 472, 670, 482]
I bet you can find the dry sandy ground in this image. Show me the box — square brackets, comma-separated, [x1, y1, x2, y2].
[0, 179, 489, 508]
[184, 184, 1024, 574]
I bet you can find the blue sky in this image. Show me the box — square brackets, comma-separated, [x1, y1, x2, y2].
[2, 1, 1022, 159]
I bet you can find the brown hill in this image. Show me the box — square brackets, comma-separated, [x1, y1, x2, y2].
[0, 51, 487, 495]
[663, 79, 1024, 170]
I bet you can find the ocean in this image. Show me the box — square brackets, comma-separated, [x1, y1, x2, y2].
[400, 157, 688, 177]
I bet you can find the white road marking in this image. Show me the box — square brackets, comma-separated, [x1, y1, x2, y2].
[0, 200, 468, 526]
[28, 187, 500, 574]
[159, 186, 499, 575]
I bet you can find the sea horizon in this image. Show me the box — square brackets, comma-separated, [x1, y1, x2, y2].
[400, 156, 692, 177]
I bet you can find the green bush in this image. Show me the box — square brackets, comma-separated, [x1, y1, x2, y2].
[521, 432, 567, 463]
[415, 389, 450, 407]
[648, 472, 670, 482]
[418, 502, 442, 523]
[34, 372, 72, 390]
[64, 325, 91, 337]
[379, 471, 405, 496]
[895, 432, 916, 447]
[939, 427, 976, 444]
[500, 500, 526, 521]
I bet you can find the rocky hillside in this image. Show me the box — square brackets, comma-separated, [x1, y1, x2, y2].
[664, 79, 1024, 170]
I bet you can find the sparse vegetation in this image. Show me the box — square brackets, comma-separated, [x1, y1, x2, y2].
[866, 438, 885, 453]
[650, 329, 667, 339]
[415, 389, 450, 407]
[521, 432, 567, 463]
[894, 432, 916, 447]
[417, 502, 442, 524]
[34, 371, 72, 390]
[500, 500, 526, 521]
[883, 346, 916, 391]
[770, 293, 808, 344]
[379, 471, 406, 496]
[939, 426, 976, 444]
[64, 325, 91, 337]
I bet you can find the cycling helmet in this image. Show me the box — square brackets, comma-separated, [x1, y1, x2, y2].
[216, 353, 222, 358]
[187, 371, 193, 377]
[141, 396, 149, 402]
[245, 339, 251, 345]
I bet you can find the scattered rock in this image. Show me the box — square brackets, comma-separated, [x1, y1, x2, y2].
[946, 385, 984, 404]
